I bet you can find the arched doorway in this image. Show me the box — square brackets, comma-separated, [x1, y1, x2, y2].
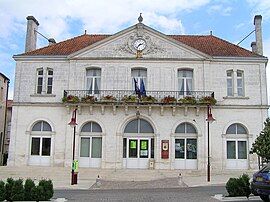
[174, 122, 198, 169]
[123, 118, 154, 169]
[225, 123, 248, 169]
[28, 121, 53, 166]
[79, 121, 102, 168]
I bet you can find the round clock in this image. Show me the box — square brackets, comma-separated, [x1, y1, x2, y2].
[133, 39, 146, 51]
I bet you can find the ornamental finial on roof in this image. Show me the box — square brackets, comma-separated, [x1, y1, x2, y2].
[138, 13, 143, 23]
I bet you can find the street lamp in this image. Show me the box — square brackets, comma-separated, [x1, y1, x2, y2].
[206, 104, 215, 182]
[68, 108, 78, 185]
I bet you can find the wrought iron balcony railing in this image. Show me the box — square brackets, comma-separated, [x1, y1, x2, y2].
[63, 90, 215, 105]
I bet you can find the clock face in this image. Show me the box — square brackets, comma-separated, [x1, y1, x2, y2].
[133, 39, 146, 51]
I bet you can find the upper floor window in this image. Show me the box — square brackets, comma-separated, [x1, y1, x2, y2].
[227, 70, 233, 96]
[237, 70, 244, 96]
[226, 70, 244, 97]
[178, 69, 193, 95]
[131, 68, 147, 90]
[36, 68, 53, 94]
[86, 68, 101, 94]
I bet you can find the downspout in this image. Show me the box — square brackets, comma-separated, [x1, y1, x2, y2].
[1, 79, 9, 165]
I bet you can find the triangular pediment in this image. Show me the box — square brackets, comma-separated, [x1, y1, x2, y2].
[69, 23, 211, 60]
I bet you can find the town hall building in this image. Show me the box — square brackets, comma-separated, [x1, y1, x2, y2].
[8, 14, 268, 172]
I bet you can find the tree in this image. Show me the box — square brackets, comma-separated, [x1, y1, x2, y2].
[250, 118, 270, 162]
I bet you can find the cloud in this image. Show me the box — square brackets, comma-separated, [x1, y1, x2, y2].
[247, 0, 270, 19]
[207, 4, 232, 16]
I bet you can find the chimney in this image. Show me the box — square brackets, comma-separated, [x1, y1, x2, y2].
[25, 16, 39, 52]
[254, 15, 263, 55]
[48, 38, 56, 46]
[251, 42, 257, 53]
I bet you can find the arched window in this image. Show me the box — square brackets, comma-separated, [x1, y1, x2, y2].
[175, 122, 197, 133]
[30, 121, 52, 158]
[81, 122, 102, 133]
[226, 123, 247, 134]
[124, 119, 154, 133]
[80, 121, 102, 160]
[226, 123, 248, 161]
[175, 122, 197, 161]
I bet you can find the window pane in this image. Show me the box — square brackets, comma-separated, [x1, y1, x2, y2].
[140, 140, 148, 158]
[227, 141, 236, 159]
[38, 70, 43, 75]
[186, 123, 196, 133]
[227, 72, 232, 77]
[91, 137, 102, 158]
[226, 124, 237, 134]
[237, 79, 242, 88]
[132, 69, 147, 77]
[48, 77, 53, 85]
[48, 70, 53, 75]
[124, 120, 138, 133]
[42, 121, 52, 131]
[32, 122, 42, 131]
[47, 86, 52, 94]
[179, 79, 184, 95]
[31, 138, 40, 155]
[175, 123, 185, 133]
[129, 139, 137, 158]
[41, 138, 51, 156]
[123, 138, 127, 158]
[238, 141, 247, 159]
[186, 139, 197, 159]
[237, 124, 247, 134]
[38, 78, 43, 85]
[81, 123, 91, 132]
[37, 86, 42, 94]
[139, 119, 154, 133]
[237, 71, 243, 77]
[86, 69, 101, 76]
[237, 88, 243, 96]
[92, 122, 102, 132]
[151, 138, 154, 158]
[227, 78, 233, 96]
[175, 139, 185, 159]
[186, 79, 192, 92]
[80, 137, 90, 157]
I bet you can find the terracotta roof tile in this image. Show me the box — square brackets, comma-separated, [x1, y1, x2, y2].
[18, 34, 260, 57]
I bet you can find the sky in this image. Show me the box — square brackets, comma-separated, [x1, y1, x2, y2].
[0, 0, 269, 99]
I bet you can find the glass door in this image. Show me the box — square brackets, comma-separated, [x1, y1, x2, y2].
[139, 139, 148, 158]
[129, 139, 138, 158]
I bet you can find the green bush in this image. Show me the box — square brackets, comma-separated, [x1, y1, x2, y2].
[24, 178, 36, 201]
[0, 180, 5, 201]
[11, 179, 24, 201]
[226, 174, 251, 198]
[5, 178, 14, 201]
[38, 179, 54, 200]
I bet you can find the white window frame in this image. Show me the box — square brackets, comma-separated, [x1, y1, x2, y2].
[30, 135, 52, 157]
[131, 68, 147, 90]
[35, 68, 53, 94]
[237, 70, 244, 96]
[226, 70, 233, 96]
[226, 69, 245, 97]
[178, 69, 193, 96]
[226, 139, 247, 160]
[86, 68, 101, 95]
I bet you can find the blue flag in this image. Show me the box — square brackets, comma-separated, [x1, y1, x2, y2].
[140, 79, 146, 97]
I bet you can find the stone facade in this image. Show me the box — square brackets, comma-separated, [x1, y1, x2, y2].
[8, 19, 268, 172]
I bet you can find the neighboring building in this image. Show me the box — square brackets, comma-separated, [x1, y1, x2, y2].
[2, 100, 13, 165]
[0, 73, 10, 165]
[8, 15, 268, 172]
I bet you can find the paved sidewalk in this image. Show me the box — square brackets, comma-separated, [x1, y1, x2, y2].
[0, 166, 255, 190]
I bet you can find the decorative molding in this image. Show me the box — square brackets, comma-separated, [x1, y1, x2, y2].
[113, 105, 117, 115]
[125, 105, 128, 115]
[172, 106, 176, 116]
[101, 105, 105, 115]
[196, 107, 200, 116]
[160, 106, 164, 116]
[89, 106, 93, 115]
[148, 106, 152, 116]
[184, 106, 188, 116]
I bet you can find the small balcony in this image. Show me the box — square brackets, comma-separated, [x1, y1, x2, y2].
[62, 90, 216, 106]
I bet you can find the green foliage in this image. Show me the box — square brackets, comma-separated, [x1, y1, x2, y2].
[81, 95, 97, 103]
[24, 178, 35, 201]
[121, 95, 137, 102]
[38, 179, 54, 200]
[141, 95, 157, 103]
[0, 181, 5, 201]
[62, 95, 80, 103]
[5, 178, 14, 201]
[226, 174, 251, 198]
[199, 96, 217, 105]
[250, 118, 270, 162]
[179, 96, 197, 104]
[11, 179, 24, 201]
[0, 178, 53, 201]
